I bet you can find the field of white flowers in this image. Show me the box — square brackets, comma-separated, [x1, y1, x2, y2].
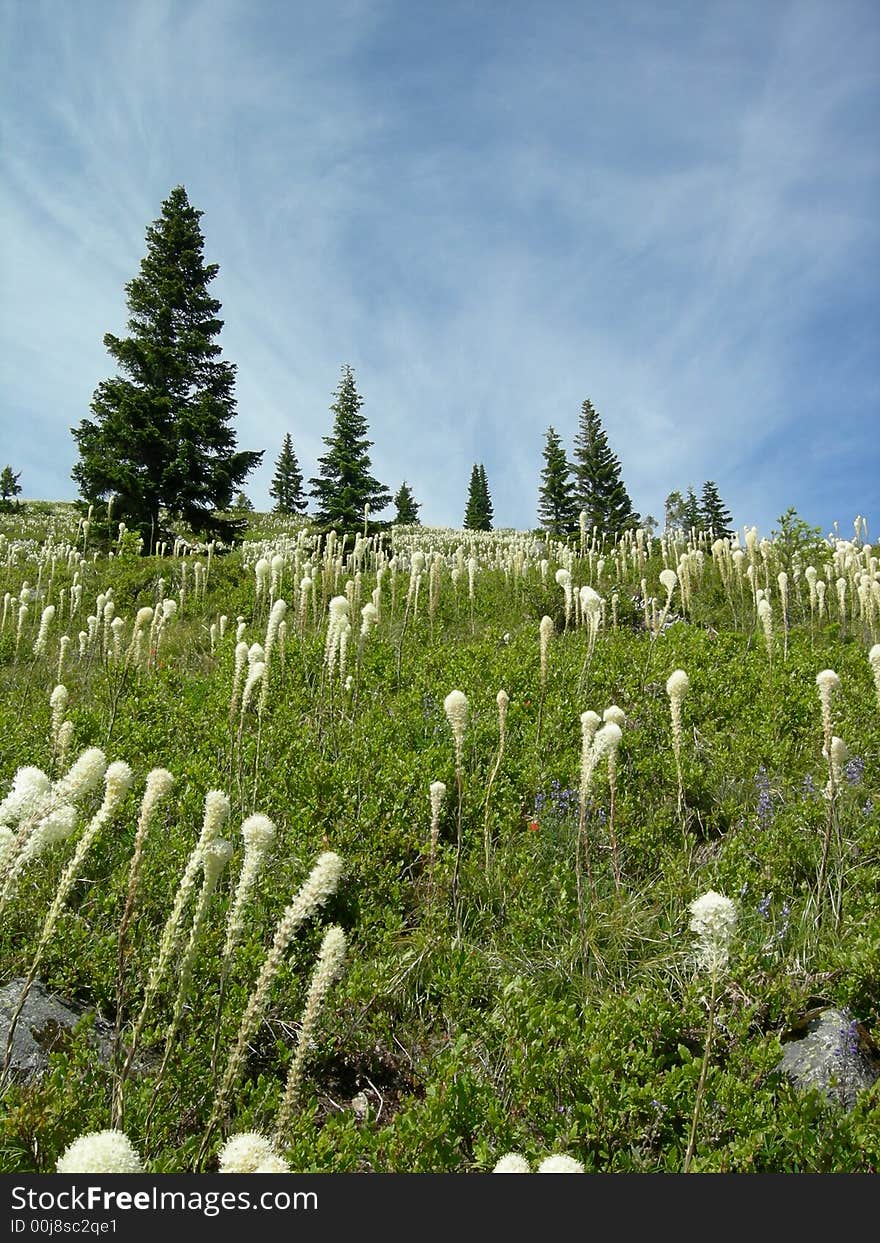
[0, 502, 877, 1173]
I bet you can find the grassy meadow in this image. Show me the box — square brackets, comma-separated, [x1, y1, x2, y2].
[0, 502, 878, 1173]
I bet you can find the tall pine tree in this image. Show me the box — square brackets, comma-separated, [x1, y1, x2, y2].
[571, 398, 638, 537]
[71, 186, 262, 547]
[537, 426, 577, 536]
[683, 486, 702, 536]
[477, 465, 494, 530]
[464, 463, 493, 531]
[393, 481, 421, 525]
[699, 481, 733, 539]
[309, 365, 390, 532]
[269, 433, 307, 514]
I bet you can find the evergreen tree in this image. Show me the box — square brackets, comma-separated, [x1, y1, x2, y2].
[393, 481, 421, 525]
[309, 365, 391, 532]
[664, 490, 686, 533]
[464, 463, 493, 531]
[269, 433, 307, 514]
[537, 426, 578, 536]
[683, 486, 702, 535]
[699, 480, 733, 539]
[571, 398, 638, 536]
[71, 186, 262, 547]
[233, 491, 254, 512]
[464, 465, 482, 529]
[478, 464, 494, 531]
[0, 466, 22, 511]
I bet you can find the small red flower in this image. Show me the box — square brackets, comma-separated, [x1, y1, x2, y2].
[528, 820, 539, 832]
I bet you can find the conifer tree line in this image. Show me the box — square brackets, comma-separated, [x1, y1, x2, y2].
[68, 184, 734, 543]
[536, 398, 638, 540]
[664, 482, 734, 539]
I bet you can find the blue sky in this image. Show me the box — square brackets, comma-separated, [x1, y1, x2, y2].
[1, 0, 878, 539]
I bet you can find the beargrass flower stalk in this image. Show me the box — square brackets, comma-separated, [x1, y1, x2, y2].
[209, 812, 279, 1070]
[1, 761, 134, 1089]
[443, 690, 468, 921]
[144, 837, 235, 1139]
[777, 571, 790, 657]
[56, 719, 74, 771]
[537, 615, 554, 746]
[14, 601, 28, 661]
[654, 568, 677, 636]
[221, 814, 276, 969]
[869, 645, 880, 712]
[575, 710, 602, 921]
[815, 669, 840, 761]
[555, 567, 572, 629]
[197, 851, 344, 1165]
[273, 924, 347, 1146]
[0, 752, 104, 916]
[218, 1133, 290, 1174]
[467, 556, 477, 633]
[757, 595, 773, 664]
[338, 619, 352, 683]
[666, 669, 690, 825]
[259, 598, 288, 714]
[116, 790, 230, 1120]
[0, 826, 15, 875]
[32, 604, 55, 658]
[56, 633, 70, 684]
[229, 640, 249, 722]
[482, 690, 510, 870]
[56, 1130, 144, 1174]
[683, 890, 737, 1173]
[601, 709, 625, 891]
[428, 780, 447, 898]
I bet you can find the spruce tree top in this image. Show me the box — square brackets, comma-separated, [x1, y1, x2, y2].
[309, 365, 391, 532]
[71, 185, 262, 545]
[572, 398, 638, 537]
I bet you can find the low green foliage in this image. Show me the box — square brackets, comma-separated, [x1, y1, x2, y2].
[0, 509, 877, 1173]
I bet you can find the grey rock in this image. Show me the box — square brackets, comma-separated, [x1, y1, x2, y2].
[776, 1006, 879, 1110]
[0, 977, 112, 1083]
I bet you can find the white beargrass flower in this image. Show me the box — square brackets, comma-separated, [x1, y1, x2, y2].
[218, 1132, 289, 1174]
[274, 925, 347, 1144]
[360, 600, 378, 637]
[603, 705, 626, 727]
[757, 596, 773, 658]
[241, 660, 266, 711]
[537, 1154, 585, 1173]
[822, 735, 849, 796]
[666, 669, 689, 775]
[33, 604, 56, 657]
[815, 668, 840, 753]
[430, 778, 447, 814]
[689, 889, 737, 979]
[493, 1153, 531, 1172]
[56, 1129, 144, 1174]
[539, 614, 554, 686]
[215, 852, 344, 1119]
[0, 766, 51, 826]
[56, 720, 74, 769]
[0, 825, 15, 872]
[444, 690, 468, 769]
[868, 645, 880, 709]
[50, 685, 68, 745]
[659, 568, 677, 597]
[52, 747, 107, 805]
[223, 814, 276, 966]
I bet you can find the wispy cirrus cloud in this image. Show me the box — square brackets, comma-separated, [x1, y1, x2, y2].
[1, 0, 877, 535]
